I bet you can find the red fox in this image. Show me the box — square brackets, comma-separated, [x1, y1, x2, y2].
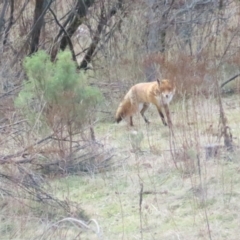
[115, 79, 175, 127]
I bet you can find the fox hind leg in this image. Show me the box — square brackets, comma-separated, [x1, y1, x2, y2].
[140, 103, 150, 124]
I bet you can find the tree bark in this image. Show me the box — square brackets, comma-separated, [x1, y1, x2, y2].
[51, 0, 123, 69]
[79, 1, 123, 69]
[79, 6, 106, 69]
[59, 0, 95, 50]
[51, 0, 95, 61]
[144, 0, 174, 81]
[30, 0, 46, 54]
[3, 0, 14, 45]
[49, 7, 77, 63]
[0, 0, 8, 37]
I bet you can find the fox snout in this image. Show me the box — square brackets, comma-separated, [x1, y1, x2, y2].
[161, 92, 174, 104]
[163, 92, 171, 98]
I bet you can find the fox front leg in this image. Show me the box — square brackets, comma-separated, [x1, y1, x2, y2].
[156, 106, 167, 126]
[130, 116, 134, 126]
[159, 111, 168, 126]
[163, 104, 172, 127]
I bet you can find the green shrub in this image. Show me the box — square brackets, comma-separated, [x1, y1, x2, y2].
[15, 50, 102, 141]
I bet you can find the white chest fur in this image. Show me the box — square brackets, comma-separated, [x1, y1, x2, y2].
[155, 92, 174, 105]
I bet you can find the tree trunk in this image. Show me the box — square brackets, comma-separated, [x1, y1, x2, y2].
[50, 0, 95, 61]
[79, 1, 123, 69]
[3, 0, 14, 45]
[59, 0, 96, 50]
[144, 0, 173, 81]
[30, 0, 45, 54]
[0, 0, 8, 37]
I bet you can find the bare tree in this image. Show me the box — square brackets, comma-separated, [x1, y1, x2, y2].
[30, 0, 53, 54]
[51, 0, 124, 70]
[50, 0, 96, 61]
[144, 0, 175, 81]
[0, 0, 8, 38]
[79, 0, 124, 69]
[3, 0, 14, 45]
[143, 0, 221, 81]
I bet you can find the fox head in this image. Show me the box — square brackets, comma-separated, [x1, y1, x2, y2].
[157, 79, 176, 104]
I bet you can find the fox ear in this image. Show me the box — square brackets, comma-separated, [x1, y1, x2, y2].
[157, 79, 161, 85]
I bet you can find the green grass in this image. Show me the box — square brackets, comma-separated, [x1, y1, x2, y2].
[1, 94, 240, 239]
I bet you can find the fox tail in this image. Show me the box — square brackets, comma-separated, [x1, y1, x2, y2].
[115, 98, 130, 123]
[115, 102, 124, 123]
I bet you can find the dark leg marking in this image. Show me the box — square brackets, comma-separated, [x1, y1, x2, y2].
[158, 109, 167, 126]
[140, 103, 150, 124]
[163, 104, 172, 127]
[130, 116, 133, 126]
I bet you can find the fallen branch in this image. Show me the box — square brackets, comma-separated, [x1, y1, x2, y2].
[40, 217, 101, 239]
[221, 73, 240, 88]
[0, 134, 53, 164]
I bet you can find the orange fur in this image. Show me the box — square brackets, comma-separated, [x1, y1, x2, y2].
[115, 79, 175, 126]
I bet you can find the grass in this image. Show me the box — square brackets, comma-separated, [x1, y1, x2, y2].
[1, 0, 240, 238]
[0, 93, 240, 239]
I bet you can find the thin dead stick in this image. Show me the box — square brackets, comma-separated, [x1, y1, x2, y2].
[0, 134, 54, 163]
[0, 85, 22, 99]
[221, 73, 240, 89]
[139, 183, 143, 240]
[169, 127, 178, 169]
[0, 120, 26, 130]
[39, 218, 101, 240]
[197, 155, 212, 240]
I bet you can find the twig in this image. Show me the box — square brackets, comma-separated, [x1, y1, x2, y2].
[40, 217, 101, 240]
[0, 134, 54, 163]
[197, 155, 212, 240]
[139, 183, 143, 240]
[142, 190, 168, 195]
[0, 85, 22, 99]
[221, 73, 240, 88]
[48, 6, 77, 63]
[0, 120, 26, 130]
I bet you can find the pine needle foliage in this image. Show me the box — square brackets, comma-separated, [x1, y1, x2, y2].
[15, 50, 102, 134]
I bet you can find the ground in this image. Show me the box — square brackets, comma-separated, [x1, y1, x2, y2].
[51, 94, 240, 239]
[1, 94, 240, 240]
